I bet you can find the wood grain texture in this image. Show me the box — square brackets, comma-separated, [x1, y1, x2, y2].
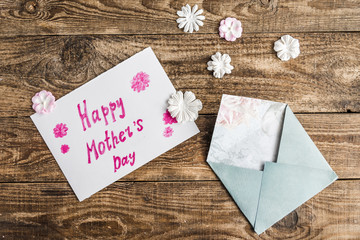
[0, 180, 358, 239]
[1, 0, 360, 36]
[1, 114, 358, 183]
[0, 33, 359, 117]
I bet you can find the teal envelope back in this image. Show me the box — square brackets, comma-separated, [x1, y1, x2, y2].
[207, 95, 337, 234]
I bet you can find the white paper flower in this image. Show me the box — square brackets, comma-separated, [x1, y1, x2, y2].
[274, 35, 300, 61]
[167, 91, 203, 123]
[176, 4, 205, 33]
[207, 52, 234, 78]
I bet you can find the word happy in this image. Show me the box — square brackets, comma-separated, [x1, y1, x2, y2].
[77, 98, 125, 131]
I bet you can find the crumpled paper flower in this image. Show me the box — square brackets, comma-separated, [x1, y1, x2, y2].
[219, 17, 242, 41]
[167, 91, 202, 123]
[176, 4, 205, 33]
[32, 90, 56, 114]
[207, 52, 234, 78]
[131, 71, 150, 92]
[274, 35, 300, 61]
[53, 123, 68, 138]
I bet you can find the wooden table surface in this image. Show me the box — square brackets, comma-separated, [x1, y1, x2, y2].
[0, 0, 359, 239]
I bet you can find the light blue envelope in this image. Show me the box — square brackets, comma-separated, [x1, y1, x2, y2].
[207, 94, 337, 234]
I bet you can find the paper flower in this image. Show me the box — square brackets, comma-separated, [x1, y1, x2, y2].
[167, 91, 202, 123]
[61, 144, 70, 154]
[163, 127, 174, 137]
[53, 123, 68, 138]
[163, 110, 178, 125]
[176, 4, 205, 33]
[207, 52, 234, 78]
[274, 35, 300, 61]
[219, 17, 242, 42]
[131, 71, 150, 92]
[31, 90, 56, 114]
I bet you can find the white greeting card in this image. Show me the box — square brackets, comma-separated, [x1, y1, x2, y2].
[31, 47, 200, 201]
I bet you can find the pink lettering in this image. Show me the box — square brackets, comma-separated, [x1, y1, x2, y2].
[78, 100, 91, 131]
[113, 151, 136, 172]
[101, 105, 109, 126]
[109, 101, 117, 123]
[92, 110, 101, 123]
[119, 131, 126, 142]
[87, 139, 98, 164]
[98, 141, 106, 155]
[136, 119, 143, 132]
[113, 155, 121, 172]
[129, 152, 135, 166]
[111, 130, 119, 149]
[116, 98, 126, 119]
[104, 130, 112, 151]
[125, 126, 133, 138]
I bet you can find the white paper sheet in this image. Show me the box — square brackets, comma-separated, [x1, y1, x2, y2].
[31, 47, 200, 201]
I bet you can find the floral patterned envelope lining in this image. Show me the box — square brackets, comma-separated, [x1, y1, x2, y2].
[210, 94, 286, 171]
[207, 94, 337, 234]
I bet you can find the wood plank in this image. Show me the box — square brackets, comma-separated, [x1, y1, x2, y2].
[0, 180, 358, 239]
[1, 0, 360, 36]
[0, 33, 359, 117]
[0, 113, 358, 182]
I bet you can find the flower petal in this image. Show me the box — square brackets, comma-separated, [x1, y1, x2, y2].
[196, 15, 205, 20]
[184, 91, 196, 103]
[177, 11, 185, 17]
[193, 22, 199, 32]
[191, 4, 198, 14]
[184, 22, 190, 32]
[195, 8, 203, 16]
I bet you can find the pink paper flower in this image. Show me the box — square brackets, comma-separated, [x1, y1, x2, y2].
[131, 71, 150, 92]
[163, 127, 174, 137]
[61, 144, 70, 154]
[219, 17, 242, 42]
[53, 123, 68, 138]
[32, 90, 56, 114]
[163, 110, 178, 125]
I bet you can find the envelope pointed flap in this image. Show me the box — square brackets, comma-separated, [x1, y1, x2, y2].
[208, 161, 263, 226]
[254, 162, 337, 234]
[277, 106, 333, 171]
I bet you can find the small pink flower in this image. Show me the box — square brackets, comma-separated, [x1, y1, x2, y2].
[53, 123, 68, 138]
[219, 17, 242, 42]
[163, 110, 178, 125]
[163, 127, 174, 137]
[32, 90, 56, 114]
[131, 71, 150, 92]
[61, 144, 70, 154]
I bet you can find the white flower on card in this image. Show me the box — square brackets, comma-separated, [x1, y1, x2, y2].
[207, 52, 234, 78]
[274, 35, 300, 61]
[167, 91, 202, 123]
[176, 4, 205, 33]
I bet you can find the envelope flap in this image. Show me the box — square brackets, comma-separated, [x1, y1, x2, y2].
[254, 162, 337, 234]
[277, 106, 333, 171]
[207, 161, 263, 226]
